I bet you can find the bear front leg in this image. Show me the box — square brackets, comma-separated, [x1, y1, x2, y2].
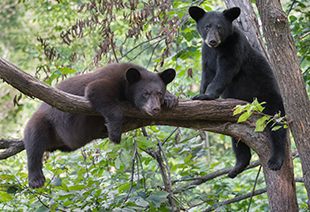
[85, 79, 124, 144]
[103, 105, 124, 144]
[163, 91, 178, 107]
[228, 137, 251, 178]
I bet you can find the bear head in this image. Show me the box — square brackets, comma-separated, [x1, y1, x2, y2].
[125, 67, 176, 116]
[189, 6, 240, 48]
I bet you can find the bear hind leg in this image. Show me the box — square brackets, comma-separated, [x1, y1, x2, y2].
[228, 138, 251, 178]
[24, 119, 51, 189]
[267, 126, 287, 170]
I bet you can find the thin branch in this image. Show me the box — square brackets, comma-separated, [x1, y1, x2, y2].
[247, 165, 262, 212]
[286, 0, 297, 16]
[300, 45, 310, 64]
[118, 35, 162, 62]
[123, 139, 137, 204]
[162, 127, 179, 145]
[110, 35, 119, 63]
[202, 188, 267, 212]
[201, 176, 304, 212]
[173, 160, 261, 194]
[157, 137, 177, 211]
[299, 31, 310, 40]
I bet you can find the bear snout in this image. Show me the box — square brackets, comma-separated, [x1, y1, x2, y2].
[142, 97, 162, 116]
[205, 38, 221, 48]
[205, 30, 221, 48]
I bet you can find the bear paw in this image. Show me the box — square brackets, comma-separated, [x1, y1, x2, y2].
[268, 157, 284, 170]
[227, 162, 249, 178]
[191, 94, 215, 100]
[164, 96, 178, 108]
[29, 174, 46, 189]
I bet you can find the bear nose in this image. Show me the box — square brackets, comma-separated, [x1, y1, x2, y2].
[152, 107, 160, 114]
[209, 40, 217, 47]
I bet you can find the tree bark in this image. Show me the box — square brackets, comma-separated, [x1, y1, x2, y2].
[254, 0, 310, 209]
[224, 1, 298, 211]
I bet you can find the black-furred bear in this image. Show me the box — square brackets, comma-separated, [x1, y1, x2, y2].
[24, 63, 178, 189]
[189, 6, 287, 178]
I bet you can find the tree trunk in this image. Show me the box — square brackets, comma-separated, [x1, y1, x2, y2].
[224, 0, 298, 211]
[255, 0, 310, 209]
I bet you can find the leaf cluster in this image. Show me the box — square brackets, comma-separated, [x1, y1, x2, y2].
[233, 98, 288, 132]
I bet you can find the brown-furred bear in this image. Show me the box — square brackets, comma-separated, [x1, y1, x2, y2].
[24, 63, 178, 189]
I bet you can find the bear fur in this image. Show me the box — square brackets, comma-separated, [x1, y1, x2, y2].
[189, 6, 287, 178]
[23, 63, 178, 189]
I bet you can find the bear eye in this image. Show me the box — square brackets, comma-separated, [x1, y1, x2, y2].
[216, 25, 222, 30]
[205, 24, 211, 30]
[143, 91, 150, 97]
[157, 92, 163, 97]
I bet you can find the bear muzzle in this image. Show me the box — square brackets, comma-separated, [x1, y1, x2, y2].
[205, 30, 221, 48]
[142, 96, 161, 116]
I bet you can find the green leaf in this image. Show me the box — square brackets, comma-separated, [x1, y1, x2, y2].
[146, 195, 161, 208]
[135, 136, 155, 149]
[135, 198, 149, 207]
[272, 126, 282, 131]
[184, 153, 192, 164]
[237, 111, 252, 123]
[68, 185, 88, 191]
[233, 104, 247, 115]
[115, 157, 121, 169]
[0, 191, 13, 202]
[255, 116, 270, 132]
[57, 193, 73, 200]
[121, 151, 132, 168]
[118, 182, 131, 191]
[154, 190, 169, 200]
[35, 206, 50, 212]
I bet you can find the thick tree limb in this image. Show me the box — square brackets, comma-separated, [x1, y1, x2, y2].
[0, 57, 271, 160]
[0, 138, 24, 159]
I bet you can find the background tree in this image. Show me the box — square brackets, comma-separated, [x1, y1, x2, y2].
[0, 0, 309, 211]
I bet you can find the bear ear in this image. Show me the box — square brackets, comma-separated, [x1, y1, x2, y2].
[223, 7, 240, 22]
[126, 68, 141, 84]
[158, 68, 176, 85]
[189, 6, 205, 22]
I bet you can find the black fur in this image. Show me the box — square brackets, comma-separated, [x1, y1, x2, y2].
[24, 63, 178, 189]
[189, 6, 287, 177]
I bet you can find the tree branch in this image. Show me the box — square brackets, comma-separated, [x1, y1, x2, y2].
[0, 57, 269, 168]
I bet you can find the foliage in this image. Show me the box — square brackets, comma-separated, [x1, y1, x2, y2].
[0, 0, 309, 211]
[286, 0, 310, 86]
[233, 98, 289, 132]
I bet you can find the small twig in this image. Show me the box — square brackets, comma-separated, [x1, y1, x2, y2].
[37, 195, 49, 209]
[118, 35, 162, 62]
[202, 188, 267, 212]
[173, 160, 261, 193]
[162, 127, 179, 146]
[136, 153, 147, 190]
[286, 0, 297, 16]
[299, 31, 310, 40]
[300, 45, 310, 64]
[247, 165, 262, 212]
[146, 40, 161, 69]
[156, 137, 177, 211]
[123, 139, 138, 204]
[110, 35, 119, 63]
[141, 127, 148, 137]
